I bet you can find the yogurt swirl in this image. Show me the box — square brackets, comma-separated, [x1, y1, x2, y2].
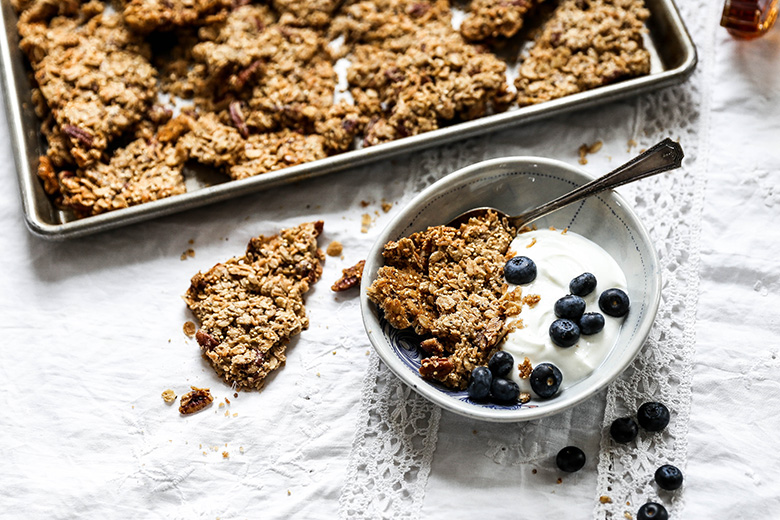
[501, 229, 628, 394]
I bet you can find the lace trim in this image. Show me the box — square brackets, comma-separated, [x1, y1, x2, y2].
[593, 0, 715, 517]
[338, 352, 441, 519]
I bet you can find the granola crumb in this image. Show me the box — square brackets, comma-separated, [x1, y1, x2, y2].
[287, 490, 292, 496]
[326, 241, 343, 256]
[600, 496, 613, 504]
[219, 402, 225, 408]
[557, 478, 563, 484]
[624, 514, 633, 520]
[518, 392, 531, 403]
[239, 447, 245, 454]
[360, 200, 370, 207]
[381, 199, 393, 212]
[518, 357, 533, 379]
[183, 321, 197, 337]
[180, 248, 195, 261]
[526, 237, 537, 248]
[627, 138, 638, 151]
[162, 389, 177, 403]
[360, 213, 373, 233]
[532, 468, 537, 474]
[222, 451, 229, 459]
[522, 294, 541, 308]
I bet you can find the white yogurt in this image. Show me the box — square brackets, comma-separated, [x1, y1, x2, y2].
[501, 229, 628, 393]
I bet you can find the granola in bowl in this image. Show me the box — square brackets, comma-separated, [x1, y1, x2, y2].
[360, 156, 661, 422]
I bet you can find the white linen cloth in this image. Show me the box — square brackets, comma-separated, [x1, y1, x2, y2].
[2, 0, 779, 517]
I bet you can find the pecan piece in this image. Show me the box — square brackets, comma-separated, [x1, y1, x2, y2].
[37, 155, 59, 195]
[419, 338, 445, 356]
[331, 260, 365, 292]
[419, 357, 454, 381]
[229, 101, 250, 138]
[179, 386, 214, 415]
[62, 125, 94, 148]
[196, 329, 220, 350]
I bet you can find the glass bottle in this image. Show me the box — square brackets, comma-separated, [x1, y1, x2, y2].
[721, 0, 779, 39]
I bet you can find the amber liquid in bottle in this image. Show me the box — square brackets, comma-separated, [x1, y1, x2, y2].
[721, 0, 779, 39]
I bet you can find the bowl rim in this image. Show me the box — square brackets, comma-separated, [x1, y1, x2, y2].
[359, 156, 662, 422]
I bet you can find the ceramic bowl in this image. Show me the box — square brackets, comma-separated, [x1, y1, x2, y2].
[360, 157, 661, 422]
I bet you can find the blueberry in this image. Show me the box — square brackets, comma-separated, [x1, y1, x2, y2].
[490, 377, 520, 403]
[530, 362, 562, 398]
[637, 502, 668, 520]
[569, 272, 597, 296]
[609, 417, 639, 444]
[467, 366, 492, 401]
[599, 288, 630, 317]
[504, 256, 537, 285]
[655, 464, 683, 491]
[554, 295, 586, 320]
[488, 351, 514, 378]
[579, 312, 605, 335]
[549, 319, 580, 348]
[555, 446, 586, 472]
[637, 402, 670, 432]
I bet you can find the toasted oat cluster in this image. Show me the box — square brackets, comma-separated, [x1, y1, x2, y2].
[184, 222, 324, 390]
[13, 0, 650, 218]
[514, 0, 651, 106]
[367, 212, 524, 389]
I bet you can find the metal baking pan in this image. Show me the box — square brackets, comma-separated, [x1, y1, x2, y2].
[0, 0, 696, 240]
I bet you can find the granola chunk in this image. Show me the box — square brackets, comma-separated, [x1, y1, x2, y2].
[273, 0, 343, 28]
[184, 222, 325, 390]
[460, 0, 541, 41]
[348, 23, 513, 145]
[229, 130, 328, 180]
[367, 212, 523, 389]
[122, 0, 231, 33]
[514, 0, 651, 106]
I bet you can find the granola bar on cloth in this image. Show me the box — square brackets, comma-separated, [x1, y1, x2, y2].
[184, 221, 325, 390]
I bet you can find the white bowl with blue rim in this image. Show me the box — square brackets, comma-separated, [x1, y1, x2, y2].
[359, 156, 661, 422]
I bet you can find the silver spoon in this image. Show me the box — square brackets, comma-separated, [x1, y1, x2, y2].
[448, 138, 684, 229]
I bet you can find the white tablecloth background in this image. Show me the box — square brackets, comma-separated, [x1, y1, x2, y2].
[2, 0, 780, 517]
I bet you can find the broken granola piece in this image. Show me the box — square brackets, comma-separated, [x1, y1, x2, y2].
[367, 211, 523, 389]
[514, 0, 651, 106]
[184, 222, 325, 390]
[59, 134, 186, 217]
[332, 259, 366, 292]
[20, 11, 158, 167]
[179, 386, 214, 414]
